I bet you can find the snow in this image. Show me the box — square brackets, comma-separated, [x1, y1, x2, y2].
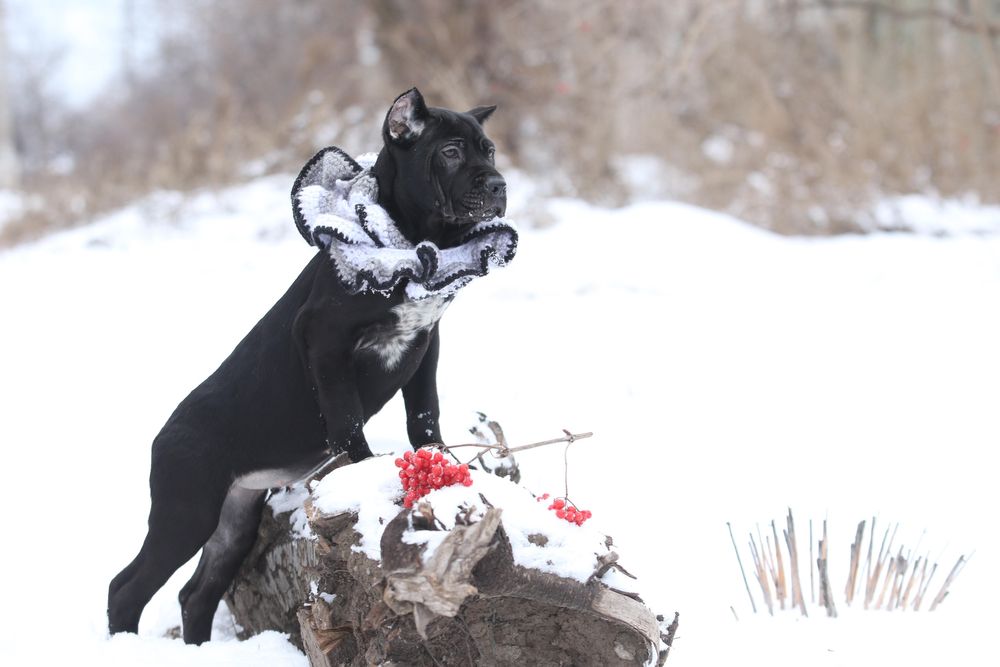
[1, 173, 999, 665]
[868, 194, 1000, 235]
[268, 486, 314, 540]
[310, 456, 410, 561]
[312, 455, 617, 583]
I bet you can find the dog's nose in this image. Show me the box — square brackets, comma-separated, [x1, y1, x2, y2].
[485, 173, 506, 198]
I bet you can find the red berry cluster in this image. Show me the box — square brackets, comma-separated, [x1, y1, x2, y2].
[395, 448, 472, 508]
[536, 493, 592, 526]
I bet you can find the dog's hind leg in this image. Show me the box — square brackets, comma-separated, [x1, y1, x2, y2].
[108, 441, 230, 637]
[177, 485, 265, 645]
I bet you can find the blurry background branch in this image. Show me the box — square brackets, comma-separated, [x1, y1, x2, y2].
[2, 0, 999, 245]
[0, 0, 19, 190]
[810, 0, 1000, 36]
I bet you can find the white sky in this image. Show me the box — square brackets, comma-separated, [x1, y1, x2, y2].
[6, 0, 131, 107]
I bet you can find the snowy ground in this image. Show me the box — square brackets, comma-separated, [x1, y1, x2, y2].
[1, 174, 998, 665]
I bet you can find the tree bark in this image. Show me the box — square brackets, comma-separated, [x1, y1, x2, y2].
[226, 490, 675, 665]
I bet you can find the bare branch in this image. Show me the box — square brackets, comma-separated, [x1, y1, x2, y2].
[803, 0, 1000, 37]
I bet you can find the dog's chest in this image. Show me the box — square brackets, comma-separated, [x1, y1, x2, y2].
[354, 296, 450, 370]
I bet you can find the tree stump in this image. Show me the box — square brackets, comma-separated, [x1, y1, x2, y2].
[226, 479, 676, 666]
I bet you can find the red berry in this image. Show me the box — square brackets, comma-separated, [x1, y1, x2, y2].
[551, 499, 565, 510]
[398, 449, 473, 504]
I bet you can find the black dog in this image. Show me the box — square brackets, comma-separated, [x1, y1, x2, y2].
[107, 88, 510, 644]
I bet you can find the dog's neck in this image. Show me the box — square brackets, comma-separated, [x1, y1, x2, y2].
[373, 147, 447, 246]
[372, 146, 424, 244]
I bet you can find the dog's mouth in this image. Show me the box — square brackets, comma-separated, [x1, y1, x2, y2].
[455, 190, 505, 223]
[458, 207, 503, 223]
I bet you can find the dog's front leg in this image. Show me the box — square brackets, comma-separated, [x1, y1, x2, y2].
[403, 325, 443, 448]
[307, 350, 374, 462]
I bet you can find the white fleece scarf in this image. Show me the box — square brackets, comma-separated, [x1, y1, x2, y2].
[291, 147, 518, 300]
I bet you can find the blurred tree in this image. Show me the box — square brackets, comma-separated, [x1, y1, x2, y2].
[0, 0, 20, 190]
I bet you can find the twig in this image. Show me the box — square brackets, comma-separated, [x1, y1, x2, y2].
[590, 552, 620, 581]
[728, 522, 757, 614]
[930, 554, 970, 611]
[435, 430, 594, 458]
[563, 439, 571, 500]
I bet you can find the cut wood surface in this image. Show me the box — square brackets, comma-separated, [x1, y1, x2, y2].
[226, 480, 674, 666]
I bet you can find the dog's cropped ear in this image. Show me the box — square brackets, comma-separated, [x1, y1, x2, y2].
[467, 105, 497, 125]
[385, 88, 430, 144]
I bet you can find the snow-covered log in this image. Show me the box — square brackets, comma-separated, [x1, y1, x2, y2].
[225, 456, 676, 666]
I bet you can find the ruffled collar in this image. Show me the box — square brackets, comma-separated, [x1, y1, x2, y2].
[291, 147, 518, 300]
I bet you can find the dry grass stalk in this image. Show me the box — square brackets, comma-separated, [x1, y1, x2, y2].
[875, 548, 900, 610]
[732, 513, 965, 617]
[859, 517, 875, 606]
[748, 533, 775, 616]
[913, 560, 937, 611]
[866, 523, 897, 609]
[844, 520, 866, 605]
[757, 524, 781, 609]
[817, 520, 838, 618]
[809, 519, 815, 604]
[929, 555, 969, 611]
[899, 556, 923, 611]
[771, 520, 788, 610]
[783, 509, 808, 617]
[887, 550, 909, 609]
[727, 522, 757, 614]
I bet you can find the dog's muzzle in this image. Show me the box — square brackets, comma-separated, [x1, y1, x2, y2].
[460, 173, 507, 222]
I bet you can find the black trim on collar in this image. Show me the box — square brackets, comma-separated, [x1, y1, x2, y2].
[291, 146, 363, 246]
[291, 146, 517, 299]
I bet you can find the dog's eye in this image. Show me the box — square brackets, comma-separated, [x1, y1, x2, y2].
[486, 146, 496, 162]
[442, 146, 462, 160]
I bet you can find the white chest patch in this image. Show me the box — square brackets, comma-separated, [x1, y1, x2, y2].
[355, 296, 450, 370]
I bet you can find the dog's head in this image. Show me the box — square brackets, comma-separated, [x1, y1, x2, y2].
[373, 88, 506, 247]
